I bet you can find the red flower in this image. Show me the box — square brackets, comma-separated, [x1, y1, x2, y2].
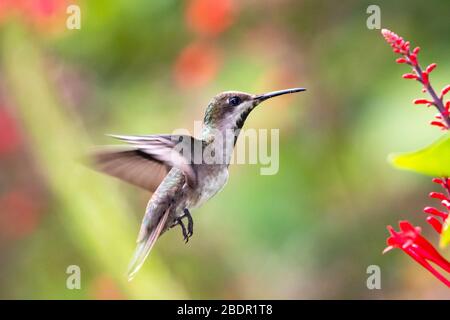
[185, 0, 236, 37]
[430, 120, 447, 129]
[173, 41, 221, 89]
[381, 29, 410, 56]
[382, 30, 450, 288]
[90, 275, 125, 300]
[0, 0, 68, 34]
[384, 221, 450, 287]
[441, 85, 450, 98]
[402, 73, 418, 80]
[381, 29, 450, 129]
[0, 107, 22, 156]
[423, 178, 450, 234]
[0, 0, 13, 23]
[0, 190, 41, 240]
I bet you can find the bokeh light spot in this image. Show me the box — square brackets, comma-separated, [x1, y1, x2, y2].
[185, 0, 236, 36]
[174, 41, 221, 89]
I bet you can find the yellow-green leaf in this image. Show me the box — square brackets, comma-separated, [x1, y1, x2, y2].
[389, 133, 450, 177]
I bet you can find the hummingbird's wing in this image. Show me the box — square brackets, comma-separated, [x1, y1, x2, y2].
[91, 147, 170, 193]
[107, 134, 202, 187]
[90, 134, 202, 191]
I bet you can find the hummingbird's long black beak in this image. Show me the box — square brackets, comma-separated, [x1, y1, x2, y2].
[253, 87, 306, 102]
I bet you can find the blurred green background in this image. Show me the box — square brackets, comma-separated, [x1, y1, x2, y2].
[0, 0, 449, 299]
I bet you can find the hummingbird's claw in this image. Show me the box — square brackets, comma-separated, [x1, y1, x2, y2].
[184, 208, 194, 239]
[175, 217, 189, 242]
[172, 209, 194, 243]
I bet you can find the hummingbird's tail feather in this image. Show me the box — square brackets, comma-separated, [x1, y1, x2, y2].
[127, 207, 171, 281]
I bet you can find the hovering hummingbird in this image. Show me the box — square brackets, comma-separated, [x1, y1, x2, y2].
[91, 87, 306, 280]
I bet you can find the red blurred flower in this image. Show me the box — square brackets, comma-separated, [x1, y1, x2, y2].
[173, 41, 221, 89]
[23, 0, 64, 18]
[381, 29, 450, 130]
[0, 190, 41, 240]
[90, 275, 125, 300]
[384, 221, 450, 287]
[24, 0, 68, 33]
[0, 107, 22, 156]
[185, 0, 236, 37]
[0, 0, 68, 33]
[0, 0, 13, 23]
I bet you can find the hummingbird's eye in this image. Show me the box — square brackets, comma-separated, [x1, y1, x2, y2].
[228, 96, 241, 107]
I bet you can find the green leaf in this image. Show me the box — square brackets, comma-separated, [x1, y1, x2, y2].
[389, 133, 450, 246]
[389, 133, 450, 177]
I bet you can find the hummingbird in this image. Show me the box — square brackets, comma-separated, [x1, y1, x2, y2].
[91, 87, 306, 280]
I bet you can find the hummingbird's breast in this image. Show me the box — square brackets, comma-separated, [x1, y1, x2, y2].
[188, 165, 229, 209]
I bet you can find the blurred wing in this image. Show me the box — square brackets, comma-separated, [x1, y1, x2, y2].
[107, 134, 201, 187]
[92, 147, 169, 192]
[90, 134, 201, 191]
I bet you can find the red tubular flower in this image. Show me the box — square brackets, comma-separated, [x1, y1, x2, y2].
[430, 121, 446, 128]
[381, 29, 450, 129]
[427, 217, 443, 234]
[423, 179, 450, 235]
[441, 200, 450, 209]
[381, 29, 410, 56]
[413, 98, 433, 105]
[424, 207, 448, 219]
[429, 192, 449, 201]
[382, 30, 450, 288]
[421, 71, 429, 86]
[430, 120, 447, 129]
[426, 63, 437, 74]
[384, 221, 450, 287]
[441, 85, 450, 98]
[402, 73, 418, 80]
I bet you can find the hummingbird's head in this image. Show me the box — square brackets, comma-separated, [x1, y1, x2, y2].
[203, 88, 306, 131]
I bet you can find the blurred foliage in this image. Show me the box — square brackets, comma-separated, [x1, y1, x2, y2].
[2, 23, 184, 299]
[0, 0, 449, 299]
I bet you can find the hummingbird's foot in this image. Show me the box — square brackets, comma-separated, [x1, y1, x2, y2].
[172, 209, 194, 243]
[183, 208, 194, 239]
[175, 217, 189, 242]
